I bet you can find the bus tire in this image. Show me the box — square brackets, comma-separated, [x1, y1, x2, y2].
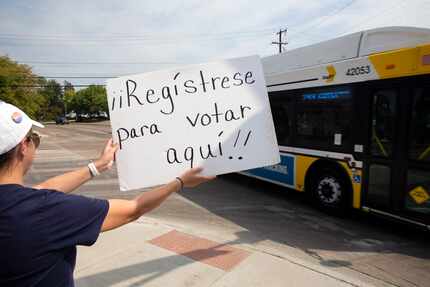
[307, 164, 351, 214]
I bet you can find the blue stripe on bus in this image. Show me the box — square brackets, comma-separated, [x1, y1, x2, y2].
[245, 154, 295, 187]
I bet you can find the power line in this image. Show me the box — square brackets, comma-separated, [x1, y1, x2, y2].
[0, 84, 106, 88]
[0, 28, 276, 48]
[1, 75, 116, 79]
[289, 0, 358, 41]
[42, 76, 115, 79]
[0, 27, 276, 40]
[0, 36, 270, 47]
[16, 61, 183, 65]
[337, 0, 407, 36]
[0, 32, 272, 41]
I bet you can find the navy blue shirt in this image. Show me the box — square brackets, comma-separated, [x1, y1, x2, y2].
[0, 184, 109, 287]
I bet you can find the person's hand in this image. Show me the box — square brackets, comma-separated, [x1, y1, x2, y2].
[178, 167, 216, 188]
[94, 139, 119, 173]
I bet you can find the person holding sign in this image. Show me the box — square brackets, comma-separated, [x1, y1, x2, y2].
[0, 101, 215, 287]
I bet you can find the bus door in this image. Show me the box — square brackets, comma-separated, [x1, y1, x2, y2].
[361, 80, 409, 216]
[403, 78, 430, 224]
[362, 78, 430, 225]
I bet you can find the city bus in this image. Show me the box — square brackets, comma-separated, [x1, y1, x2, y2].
[243, 27, 430, 229]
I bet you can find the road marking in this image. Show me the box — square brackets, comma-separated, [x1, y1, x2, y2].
[149, 230, 250, 271]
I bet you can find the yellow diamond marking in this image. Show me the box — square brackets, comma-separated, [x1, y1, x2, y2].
[409, 186, 430, 205]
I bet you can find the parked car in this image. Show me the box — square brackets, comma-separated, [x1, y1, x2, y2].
[55, 116, 69, 125]
[98, 111, 108, 119]
[76, 113, 90, 122]
[66, 111, 77, 120]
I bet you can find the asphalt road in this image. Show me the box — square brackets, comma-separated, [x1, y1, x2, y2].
[27, 122, 430, 287]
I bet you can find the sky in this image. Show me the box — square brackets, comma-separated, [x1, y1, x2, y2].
[1, 0, 430, 86]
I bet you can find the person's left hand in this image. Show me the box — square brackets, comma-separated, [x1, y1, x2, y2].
[94, 138, 119, 173]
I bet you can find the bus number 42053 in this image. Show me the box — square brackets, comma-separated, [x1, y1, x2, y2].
[346, 65, 371, 76]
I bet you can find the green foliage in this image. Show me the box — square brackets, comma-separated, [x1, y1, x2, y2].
[63, 81, 75, 114]
[70, 85, 108, 118]
[0, 55, 109, 122]
[0, 56, 46, 119]
[37, 78, 64, 120]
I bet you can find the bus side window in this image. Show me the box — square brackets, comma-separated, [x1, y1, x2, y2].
[409, 87, 430, 161]
[371, 90, 397, 158]
[270, 96, 291, 146]
[295, 87, 352, 150]
[405, 87, 430, 215]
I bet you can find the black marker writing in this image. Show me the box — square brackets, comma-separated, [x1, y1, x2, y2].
[166, 148, 182, 164]
[160, 86, 174, 115]
[186, 102, 251, 128]
[228, 129, 252, 160]
[126, 80, 144, 107]
[111, 69, 257, 114]
[165, 130, 225, 168]
[116, 123, 162, 150]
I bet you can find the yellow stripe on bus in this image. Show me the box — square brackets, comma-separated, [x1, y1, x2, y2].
[339, 162, 362, 209]
[369, 43, 430, 79]
[296, 155, 318, 191]
[296, 156, 362, 208]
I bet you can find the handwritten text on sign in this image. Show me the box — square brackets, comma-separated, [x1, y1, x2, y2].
[107, 56, 280, 191]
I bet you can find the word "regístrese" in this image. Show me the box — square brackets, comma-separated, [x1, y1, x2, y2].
[110, 69, 256, 115]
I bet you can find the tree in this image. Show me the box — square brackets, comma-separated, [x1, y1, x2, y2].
[0, 55, 108, 121]
[71, 85, 108, 120]
[63, 81, 75, 116]
[0, 56, 46, 119]
[38, 79, 64, 120]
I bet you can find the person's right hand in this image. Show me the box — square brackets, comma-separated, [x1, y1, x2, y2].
[95, 138, 119, 173]
[178, 167, 216, 188]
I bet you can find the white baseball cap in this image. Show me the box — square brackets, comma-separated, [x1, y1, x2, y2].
[0, 101, 45, 155]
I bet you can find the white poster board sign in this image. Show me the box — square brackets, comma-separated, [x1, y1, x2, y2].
[107, 55, 280, 191]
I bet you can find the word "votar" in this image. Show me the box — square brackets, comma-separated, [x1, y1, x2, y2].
[186, 102, 251, 128]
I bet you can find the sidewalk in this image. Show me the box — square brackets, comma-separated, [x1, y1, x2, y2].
[75, 219, 367, 287]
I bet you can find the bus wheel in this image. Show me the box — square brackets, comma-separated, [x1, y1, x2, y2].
[309, 168, 350, 214]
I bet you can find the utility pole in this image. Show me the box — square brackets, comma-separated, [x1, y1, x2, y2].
[272, 28, 288, 54]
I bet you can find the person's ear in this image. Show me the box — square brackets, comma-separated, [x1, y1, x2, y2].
[17, 138, 30, 159]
